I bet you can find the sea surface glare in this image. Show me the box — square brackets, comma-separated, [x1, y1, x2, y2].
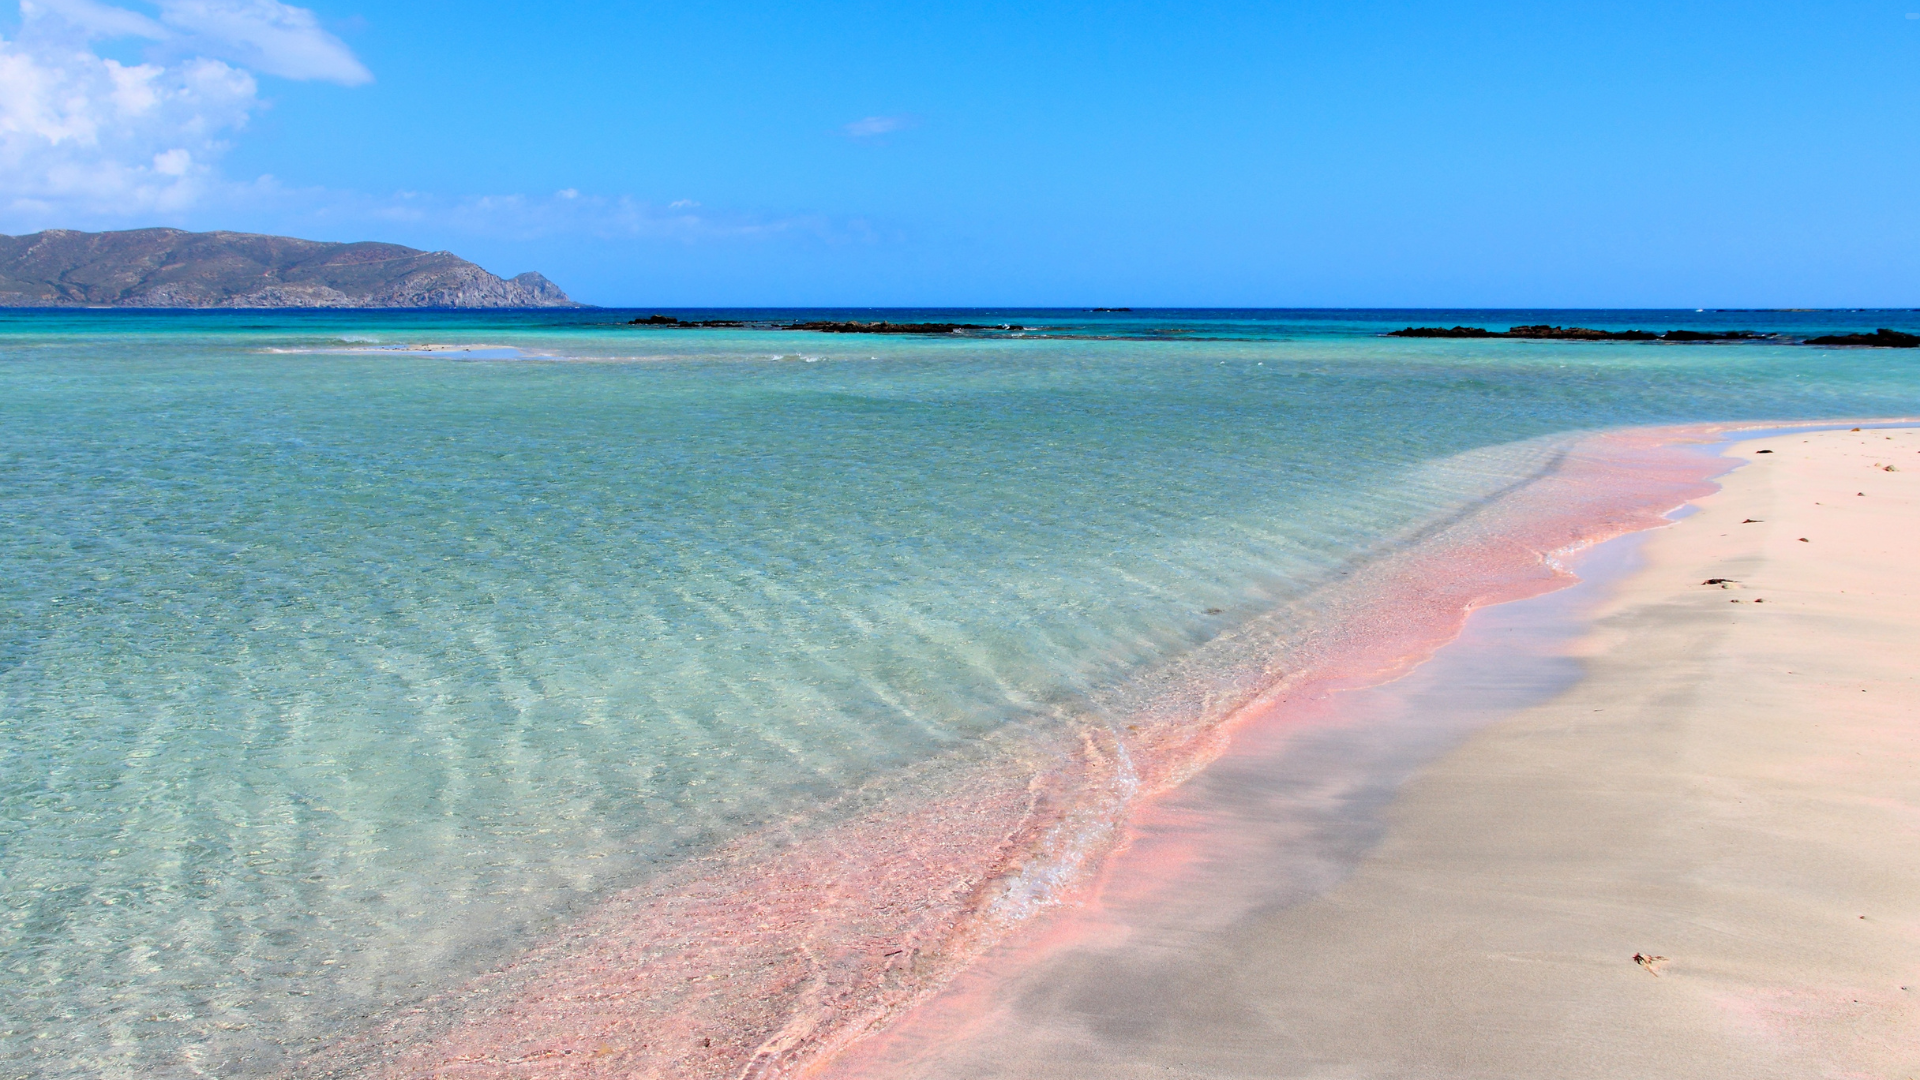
[1, 308, 1916, 1078]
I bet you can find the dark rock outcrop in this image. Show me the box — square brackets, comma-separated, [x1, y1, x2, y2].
[1804, 329, 1920, 348]
[627, 314, 744, 327]
[0, 228, 580, 308]
[1391, 325, 1770, 342]
[783, 320, 992, 334]
[1505, 325, 1660, 340]
[1387, 325, 1500, 338]
[1660, 330, 1766, 341]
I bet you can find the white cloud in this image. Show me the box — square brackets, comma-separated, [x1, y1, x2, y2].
[0, 0, 368, 227]
[843, 115, 914, 139]
[0, 31, 257, 219]
[156, 0, 370, 86]
[0, 2, 848, 250]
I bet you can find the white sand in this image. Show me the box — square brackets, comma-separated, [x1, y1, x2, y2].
[843, 426, 1920, 1079]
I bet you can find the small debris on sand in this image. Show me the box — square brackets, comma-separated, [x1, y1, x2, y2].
[1702, 578, 1738, 585]
[1633, 953, 1669, 975]
[1756, 449, 1774, 454]
[1742, 518, 1763, 523]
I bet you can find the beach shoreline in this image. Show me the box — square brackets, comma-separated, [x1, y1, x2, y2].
[14, 306, 1920, 1080]
[283, 422, 1766, 1079]
[820, 423, 1920, 1079]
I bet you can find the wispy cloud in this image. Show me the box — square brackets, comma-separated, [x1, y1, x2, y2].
[156, 0, 370, 85]
[842, 114, 915, 139]
[345, 188, 851, 245]
[179, 180, 879, 253]
[24, 0, 165, 38]
[0, 0, 370, 226]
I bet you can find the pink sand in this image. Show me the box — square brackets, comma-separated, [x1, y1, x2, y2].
[291, 425, 1741, 1079]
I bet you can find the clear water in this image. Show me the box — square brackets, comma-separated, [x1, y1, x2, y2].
[1, 308, 1917, 1078]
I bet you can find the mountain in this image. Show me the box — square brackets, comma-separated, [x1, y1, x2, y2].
[0, 228, 581, 308]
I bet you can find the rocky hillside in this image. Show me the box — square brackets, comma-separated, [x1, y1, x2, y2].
[0, 229, 580, 308]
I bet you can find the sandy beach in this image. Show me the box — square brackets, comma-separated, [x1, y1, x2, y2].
[8, 3, 1917, 1073]
[826, 424, 1920, 1080]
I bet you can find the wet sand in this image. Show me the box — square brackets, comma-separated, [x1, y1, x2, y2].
[292, 431, 1725, 1080]
[826, 425, 1920, 1079]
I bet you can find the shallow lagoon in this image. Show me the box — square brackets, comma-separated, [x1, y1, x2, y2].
[1, 308, 1916, 1077]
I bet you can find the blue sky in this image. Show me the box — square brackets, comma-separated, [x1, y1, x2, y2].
[2, 0, 1917, 306]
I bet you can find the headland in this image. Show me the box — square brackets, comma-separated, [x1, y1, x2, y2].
[0, 228, 578, 308]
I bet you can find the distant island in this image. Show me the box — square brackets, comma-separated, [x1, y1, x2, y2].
[0, 228, 579, 308]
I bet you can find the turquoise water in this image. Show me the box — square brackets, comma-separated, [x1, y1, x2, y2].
[1, 309, 1917, 1078]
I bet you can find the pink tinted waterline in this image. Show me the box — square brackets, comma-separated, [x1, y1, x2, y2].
[819, 418, 1920, 1078]
[290, 423, 1767, 1080]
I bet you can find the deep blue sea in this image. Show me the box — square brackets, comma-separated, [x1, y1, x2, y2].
[1, 308, 1916, 1078]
